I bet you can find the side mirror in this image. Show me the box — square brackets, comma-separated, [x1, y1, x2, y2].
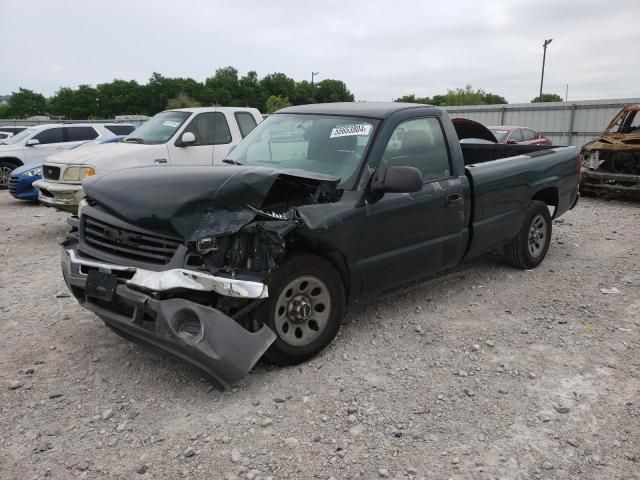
[179, 132, 196, 146]
[506, 139, 518, 145]
[26, 139, 40, 146]
[371, 166, 423, 194]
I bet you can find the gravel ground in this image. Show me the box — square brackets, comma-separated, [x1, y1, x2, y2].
[1, 191, 639, 480]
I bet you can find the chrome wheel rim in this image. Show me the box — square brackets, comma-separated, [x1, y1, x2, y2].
[0, 166, 12, 187]
[274, 275, 331, 347]
[528, 214, 547, 257]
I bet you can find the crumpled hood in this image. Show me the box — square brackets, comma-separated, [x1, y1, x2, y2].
[82, 165, 340, 239]
[582, 132, 640, 152]
[47, 142, 159, 166]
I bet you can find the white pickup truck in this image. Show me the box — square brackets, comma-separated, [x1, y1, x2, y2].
[34, 107, 262, 213]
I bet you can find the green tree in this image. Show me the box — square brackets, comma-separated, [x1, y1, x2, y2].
[205, 66, 241, 106]
[0, 105, 8, 119]
[395, 86, 507, 106]
[6, 88, 47, 118]
[48, 87, 76, 118]
[394, 94, 432, 104]
[236, 71, 262, 108]
[48, 85, 99, 119]
[291, 80, 315, 105]
[314, 79, 354, 103]
[265, 95, 292, 114]
[531, 93, 563, 103]
[97, 80, 145, 117]
[166, 93, 201, 109]
[260, 73, 296, 106]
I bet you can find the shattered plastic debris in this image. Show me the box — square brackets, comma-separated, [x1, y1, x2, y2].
[600, 287, 622, 295]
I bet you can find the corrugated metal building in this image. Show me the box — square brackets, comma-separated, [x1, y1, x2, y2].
[445, 98, 640, 147]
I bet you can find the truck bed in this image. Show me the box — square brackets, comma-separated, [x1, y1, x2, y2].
[462, 145, 579, 258]
[460, 143, 557, 166]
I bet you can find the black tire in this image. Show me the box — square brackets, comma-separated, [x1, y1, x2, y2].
[0, 160, 18, 189]
[258, 254, 345, 366]
[504, 200, 552, 269]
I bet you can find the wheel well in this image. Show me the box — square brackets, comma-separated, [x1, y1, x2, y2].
[287, 243, 351, 303]
[531, 187, 559, 217]
[0, 157, 24, 168]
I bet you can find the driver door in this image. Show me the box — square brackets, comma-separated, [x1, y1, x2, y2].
[169, 112, 231, 166]
[358, 116, 468, 294]
[23, 127, 66, 164]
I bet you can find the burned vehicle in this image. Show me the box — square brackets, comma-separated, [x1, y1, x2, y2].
[581, 104, 640, 198]
[61, 102, 580, 389]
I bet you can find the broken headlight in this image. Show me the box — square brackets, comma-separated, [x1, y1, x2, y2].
[196, 235, 218, 254]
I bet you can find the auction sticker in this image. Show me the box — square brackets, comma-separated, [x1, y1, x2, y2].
[330, 124, 371, 138]
[162, 120, 180, 128]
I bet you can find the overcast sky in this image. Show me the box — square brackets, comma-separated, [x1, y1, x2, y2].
[1, 0, 638, 104]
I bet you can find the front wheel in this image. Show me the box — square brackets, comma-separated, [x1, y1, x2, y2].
[0, 160, 17, 189]
[258, 254, 345, 366]
[504, 200, 552, 269]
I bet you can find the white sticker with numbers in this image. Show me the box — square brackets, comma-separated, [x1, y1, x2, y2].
[330, 124, 371, 138]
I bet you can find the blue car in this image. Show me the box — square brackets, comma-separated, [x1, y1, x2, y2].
[8, 135, 125, 201]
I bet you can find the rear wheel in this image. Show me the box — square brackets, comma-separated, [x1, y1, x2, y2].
[0, 160, 18, 189]
[258, 254, 345, 366]
[504, 200, 552, 269]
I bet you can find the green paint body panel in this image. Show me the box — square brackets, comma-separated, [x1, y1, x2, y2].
[83, 104, 580, 304]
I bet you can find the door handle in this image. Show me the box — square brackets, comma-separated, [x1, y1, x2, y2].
[447, 193, 463, 205]
[154, 158, 168, 164]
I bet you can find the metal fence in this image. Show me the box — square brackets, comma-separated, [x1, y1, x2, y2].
[0, 115, 148, 127]
[445, 97, 640, 147]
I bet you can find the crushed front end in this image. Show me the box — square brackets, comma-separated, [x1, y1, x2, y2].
[61, 166, 340, 388]
[580, 105, 640, 198]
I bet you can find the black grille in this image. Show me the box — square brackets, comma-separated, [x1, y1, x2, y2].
[43, 165, 60, 180]
[8, 176, 19, 195]
[82, 215, 180, 265]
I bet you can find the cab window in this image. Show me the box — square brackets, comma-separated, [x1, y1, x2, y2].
[235, 112, 258, 138]
[33, 127, 64, 144]
[380, 117, 451, 182]
[64, 126, 99, 141]
[181, 112, 232, 145]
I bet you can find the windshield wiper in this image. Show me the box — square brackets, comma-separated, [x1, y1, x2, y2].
[124, 137, 145, 144]
[222, 159, 242, 165]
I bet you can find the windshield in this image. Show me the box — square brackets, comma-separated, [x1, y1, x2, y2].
[226, 114, 379, 183]
[1, 127, 36, 145]
[123, 111, 190, 144]
[490, 129, 509, 143]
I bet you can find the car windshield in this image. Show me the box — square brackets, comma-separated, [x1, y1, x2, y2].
[490, 129, 509, 142]
[226, 114, 379, 183]
[123, 111, 190, 144]
[1, 127, 36, 145]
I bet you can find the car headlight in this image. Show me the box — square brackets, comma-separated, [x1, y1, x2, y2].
[23, 167, 42, 177]
[63, 166, 96, 181]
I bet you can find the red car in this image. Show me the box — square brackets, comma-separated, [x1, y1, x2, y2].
[489, 126, 552, 145]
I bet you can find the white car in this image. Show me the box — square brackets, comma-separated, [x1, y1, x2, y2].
[0, 126, 28, 138]
[0, 123, 134, 188]
[34, 107, 262, 213]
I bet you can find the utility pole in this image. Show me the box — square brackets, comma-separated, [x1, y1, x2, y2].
[311, 71, 320, 86]
[539, 38, 552, 101]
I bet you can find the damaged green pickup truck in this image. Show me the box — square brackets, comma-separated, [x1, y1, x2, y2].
[61, 103, 580, 389]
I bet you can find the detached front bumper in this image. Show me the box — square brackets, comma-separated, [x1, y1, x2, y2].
[61, 247, 276, 389]
[580, 170, 640, 198]
[33, 179, 84, 213]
